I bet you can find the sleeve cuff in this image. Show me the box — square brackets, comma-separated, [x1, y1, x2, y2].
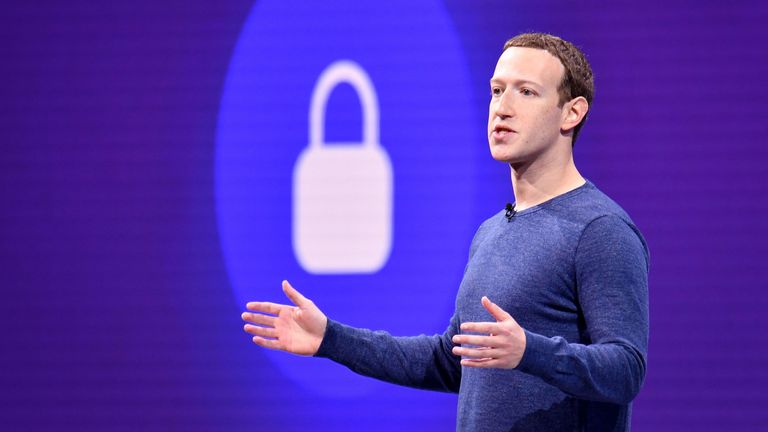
[516, 329, 557, 377]
[314, 318, 343, 359]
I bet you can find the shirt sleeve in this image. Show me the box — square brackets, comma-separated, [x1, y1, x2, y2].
[314, 312, 462, 393]
[311, 220, 498, 394]
[516, 214, 649, 404]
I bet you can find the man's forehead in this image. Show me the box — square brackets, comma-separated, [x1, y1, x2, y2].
[492, 46, 564, 86]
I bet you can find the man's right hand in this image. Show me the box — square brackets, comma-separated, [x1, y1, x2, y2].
[241, 280, 328, 356]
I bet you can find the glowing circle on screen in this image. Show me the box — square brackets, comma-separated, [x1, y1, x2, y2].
[215, 0, 480, 397]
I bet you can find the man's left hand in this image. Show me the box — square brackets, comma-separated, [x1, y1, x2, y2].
[451, 296, 527, 369]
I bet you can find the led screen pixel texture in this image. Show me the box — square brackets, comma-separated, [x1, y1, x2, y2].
[2, 1, 768, 431]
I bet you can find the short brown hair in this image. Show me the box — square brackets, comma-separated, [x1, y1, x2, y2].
[504, 33, 594, 145]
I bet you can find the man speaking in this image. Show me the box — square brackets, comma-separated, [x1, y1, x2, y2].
[241, 33, 649, 431]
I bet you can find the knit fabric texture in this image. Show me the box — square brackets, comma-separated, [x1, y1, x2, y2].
[316, 181, 649, 431]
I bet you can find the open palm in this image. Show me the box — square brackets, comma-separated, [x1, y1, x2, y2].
[241, 280, 327, 356]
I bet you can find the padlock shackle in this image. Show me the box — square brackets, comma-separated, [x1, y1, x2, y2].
[310, 61, 379, 148]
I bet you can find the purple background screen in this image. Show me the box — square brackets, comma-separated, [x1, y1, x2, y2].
[2, 1, 768, 430]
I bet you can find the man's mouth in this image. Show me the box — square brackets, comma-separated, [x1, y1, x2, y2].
[491, 124, 515, 139]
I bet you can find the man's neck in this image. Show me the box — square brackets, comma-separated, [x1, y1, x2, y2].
[509, 152, 585, 211]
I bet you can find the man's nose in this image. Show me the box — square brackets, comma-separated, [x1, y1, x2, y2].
[494, 90, 515, 118]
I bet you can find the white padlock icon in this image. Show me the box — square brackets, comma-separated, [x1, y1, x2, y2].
[292, 60, 394, 274]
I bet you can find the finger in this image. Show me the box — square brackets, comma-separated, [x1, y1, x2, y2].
[241, 312, 276, 327]
[246, 301, 285, 315]
[482, 296, 512, 322]
[460, 321, 502, 334]
[252, 335, 283, 350]
[461, 358, 498, 368]
[244, 324, 278, 339]
[452, 345, 500, 359]
[452, 334, 499, 348]
[282, 280, 311, 307]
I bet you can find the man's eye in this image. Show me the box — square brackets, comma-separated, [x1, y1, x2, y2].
[491, 88, 502, 96]
[521, 88, 535, 96]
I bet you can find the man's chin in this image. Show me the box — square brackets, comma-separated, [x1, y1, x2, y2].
[489, 150, 518, 164]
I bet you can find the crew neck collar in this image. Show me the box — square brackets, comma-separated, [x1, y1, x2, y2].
[508, 180, 592, 217]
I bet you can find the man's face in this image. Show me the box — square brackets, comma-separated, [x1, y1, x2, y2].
[488, 47, 568, 165]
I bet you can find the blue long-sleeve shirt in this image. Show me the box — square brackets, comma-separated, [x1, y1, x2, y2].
[316, 181, 649, 431]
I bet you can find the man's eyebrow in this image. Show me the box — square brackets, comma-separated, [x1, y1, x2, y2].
[489, 78, 544, 88]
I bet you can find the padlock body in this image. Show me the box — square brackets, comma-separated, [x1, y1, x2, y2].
[293, 144, 393, 273]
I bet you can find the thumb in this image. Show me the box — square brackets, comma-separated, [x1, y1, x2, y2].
[283, 280, 311, 307]
[482, 296, 512, 322]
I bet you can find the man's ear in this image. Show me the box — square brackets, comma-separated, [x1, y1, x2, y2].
[561, 96, 589, 133]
